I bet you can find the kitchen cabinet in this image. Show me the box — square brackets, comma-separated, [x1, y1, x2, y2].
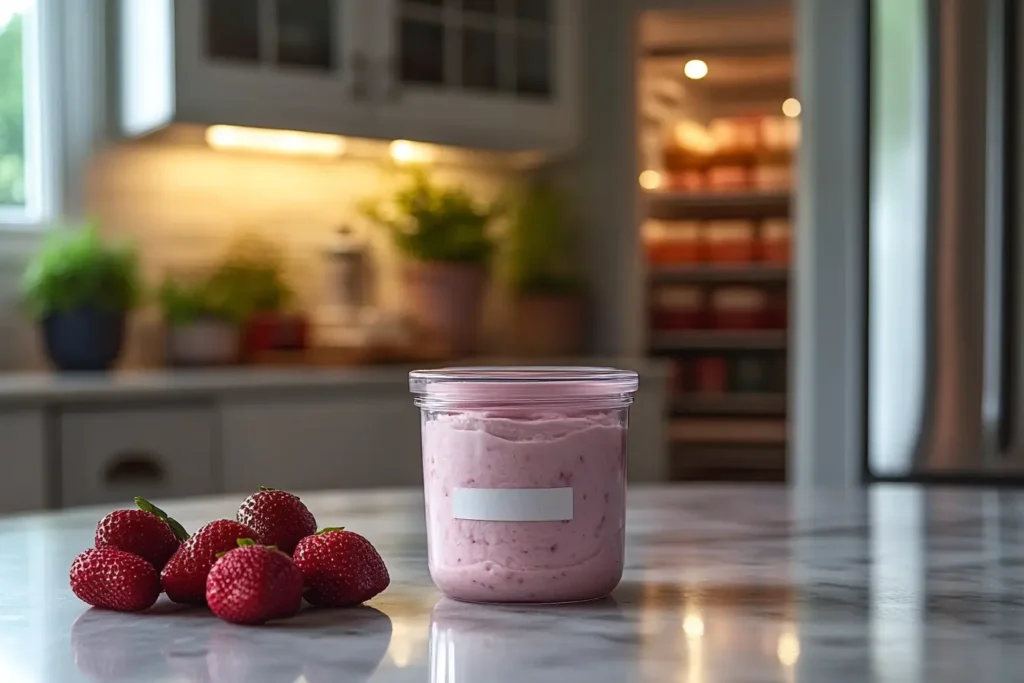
[120, 0, 580, 151]
[220, 395, 423, 493]
[368, 0, 582, 150]
[0, 411, 47, 514]
[59, 405, 219, 507]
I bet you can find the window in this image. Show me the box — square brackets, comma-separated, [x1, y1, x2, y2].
[0, 0, 45, 225]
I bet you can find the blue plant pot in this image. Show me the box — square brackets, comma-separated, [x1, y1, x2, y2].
[42, 307, 127, 371]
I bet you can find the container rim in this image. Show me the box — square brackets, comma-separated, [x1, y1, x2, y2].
[409, 366, 639, 404]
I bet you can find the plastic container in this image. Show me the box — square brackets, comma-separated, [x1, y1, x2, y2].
[409, 366, 639, 604]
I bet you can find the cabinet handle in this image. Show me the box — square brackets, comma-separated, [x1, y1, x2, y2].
[385, 55, 402, 102]
[104, 452, 166, 485]
[351, 51, 369, 100]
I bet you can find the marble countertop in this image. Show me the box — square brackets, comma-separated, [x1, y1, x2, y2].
[5, 484, 1022, 682]
[0, 358, 666, 405]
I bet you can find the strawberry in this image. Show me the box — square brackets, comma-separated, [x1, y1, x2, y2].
[236, 486, 317, 555]
[69, 547, 160, 612]
[161, 519, 257, 605]
[293, 529, 390, 607]
[94, 497, 188, 571]
[206, 539, 303, 625]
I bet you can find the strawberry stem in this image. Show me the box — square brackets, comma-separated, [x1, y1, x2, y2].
[135, 496, 189, 541]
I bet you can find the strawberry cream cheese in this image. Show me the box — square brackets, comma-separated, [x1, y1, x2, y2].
[410, 367, 638, 603]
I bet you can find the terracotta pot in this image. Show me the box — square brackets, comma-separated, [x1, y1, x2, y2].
[513, 294, 583, 357]
[165, 318, 239, 367]
[403, 262, 487, 357]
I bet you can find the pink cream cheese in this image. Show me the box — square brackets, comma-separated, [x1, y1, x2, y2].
[422, 409, 628, 603]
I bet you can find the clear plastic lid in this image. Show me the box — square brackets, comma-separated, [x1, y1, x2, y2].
[409, 366, 639, 407]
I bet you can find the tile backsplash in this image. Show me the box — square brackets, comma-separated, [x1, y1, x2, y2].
[7, 136, 520, 370]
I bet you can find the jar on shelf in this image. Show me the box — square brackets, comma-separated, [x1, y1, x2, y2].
[760, 219, 791, 264]
[644, 220, 702, 265]
[731, 354, 771, 393]
[704, 220, 757, 263]
[710, 287, 768, 329]
[695, 356, 729, 394]
[752, 163, 792, 191]
[760, 116, 800, 153]
[765, 288, 789, 330]
[651, 285, 707, 330]
[410, 367, 639, 604]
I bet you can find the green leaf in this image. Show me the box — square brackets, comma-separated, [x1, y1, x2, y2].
[20, 223, 141, 319]
[136, 497, 189, 541]
[258, 486, 277, 492]
[317, 527, 345, 535]
[360, 170, 500, 265]
[237, 538, 257, 547]
[166, 518, 189, 542]
[135, 496, 165, 518]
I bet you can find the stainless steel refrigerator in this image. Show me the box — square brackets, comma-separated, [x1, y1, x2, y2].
[866, 0, 1024, 480]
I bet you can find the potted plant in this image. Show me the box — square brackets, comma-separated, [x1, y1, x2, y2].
[20, 224, 140, 371]
[206, 236, 305, 360]
[362, 170, 501, 356]
[158, 276, 245, 367]
[507, 183, 584, 357]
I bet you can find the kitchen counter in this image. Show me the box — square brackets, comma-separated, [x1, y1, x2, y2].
[5, 484, 1024, 682]
[0, 358, 667, 405]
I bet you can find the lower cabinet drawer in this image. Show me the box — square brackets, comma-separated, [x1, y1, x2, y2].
[60, 405, 217, 508]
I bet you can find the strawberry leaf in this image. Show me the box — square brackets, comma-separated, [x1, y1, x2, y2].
[237, 538, 257, 547]
[134, 496, 166, 518]
[317, 527, 345, 535]
[166, 518, 189, 542]
[136, 496, 189, 541]
[258, 486, 277, 492]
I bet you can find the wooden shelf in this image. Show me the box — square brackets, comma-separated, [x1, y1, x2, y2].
[668, 417, 788, 445]
[649, 264, 789, 284]
[645, 190, 791, 220]
[673, 393, 787, 416]
[649, 329, 787, 352]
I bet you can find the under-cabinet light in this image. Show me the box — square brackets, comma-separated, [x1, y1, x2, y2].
[205, 125, 347, 157]
[389, 139, 435, 165]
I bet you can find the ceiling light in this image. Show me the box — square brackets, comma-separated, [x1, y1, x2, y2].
[205, 125, 346, 157]
[639, 170, 662, 190]
[782, 97, 802, 118]
[683, 59, 708, 80]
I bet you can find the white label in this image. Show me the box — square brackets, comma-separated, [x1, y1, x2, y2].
[452, 487, 574, 522]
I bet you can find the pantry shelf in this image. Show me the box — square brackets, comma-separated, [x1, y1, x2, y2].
[649, 330, 788, 352]
[668, 417, 788, 444]
[649, 264, 789, 284]
[672, 393, 788, 416]
[645, 191, 791, 220]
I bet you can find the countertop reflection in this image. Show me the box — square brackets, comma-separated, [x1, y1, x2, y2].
[6, 485, 1024, 682]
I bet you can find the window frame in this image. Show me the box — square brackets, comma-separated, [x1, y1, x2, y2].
[0, 0, 104, 240]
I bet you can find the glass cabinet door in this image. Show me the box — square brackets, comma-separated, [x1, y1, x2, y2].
[396, 0, 553, 99]
[205, 0, 338, 72]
